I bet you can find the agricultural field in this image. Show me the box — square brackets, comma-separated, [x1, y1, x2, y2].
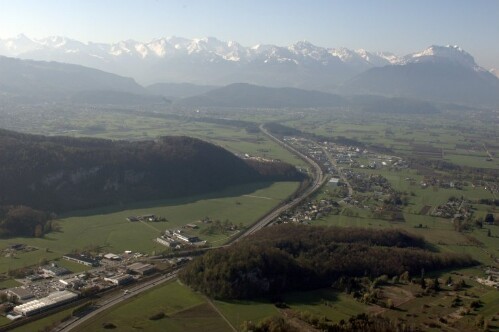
[71, 280, 233, 332]
[285, 108, 499, 170]
[0, 181, 299, 274]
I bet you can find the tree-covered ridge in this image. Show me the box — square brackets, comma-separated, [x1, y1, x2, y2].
[0, 129, 303, 212]
[180, 224, 475, 300]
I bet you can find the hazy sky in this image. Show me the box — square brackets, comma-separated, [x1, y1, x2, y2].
[1, 0, 498, 68]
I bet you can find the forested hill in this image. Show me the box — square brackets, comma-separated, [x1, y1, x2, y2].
[180, 224, 475, 300]
[0, 129, 303, 212]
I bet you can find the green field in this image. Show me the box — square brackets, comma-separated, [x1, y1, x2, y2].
[72, 280, 232, 332]
[12, 306, 76, 332]
[0, 181, 299, 274]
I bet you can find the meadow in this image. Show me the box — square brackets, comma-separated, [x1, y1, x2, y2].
[70, 280, 232, 332]
[0, 181, 299, 274]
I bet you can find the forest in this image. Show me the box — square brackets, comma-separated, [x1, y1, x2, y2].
[0, 129, 303, 213]
[0, 205, 54, 238]
[180, 224, 475, 300]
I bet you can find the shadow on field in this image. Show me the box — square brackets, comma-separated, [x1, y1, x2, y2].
[59, 181, 278, 218]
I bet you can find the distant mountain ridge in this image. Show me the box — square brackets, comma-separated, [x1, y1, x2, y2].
[175, 83, 346, 108]
[1, 37, 498, 107]
[4, 34, 492, 89]
[342, 56, 499, 106]
[0, 55, 168, 104]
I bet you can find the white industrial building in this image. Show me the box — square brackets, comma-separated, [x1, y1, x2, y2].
[13, 290, 78, 316]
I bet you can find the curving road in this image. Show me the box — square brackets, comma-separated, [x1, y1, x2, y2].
[232, 124, 326, 239]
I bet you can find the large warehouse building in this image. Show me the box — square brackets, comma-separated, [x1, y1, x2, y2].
[13, 290, 78, 316]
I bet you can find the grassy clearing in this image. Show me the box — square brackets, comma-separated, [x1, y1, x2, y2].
[0, 278, 21, 289]
[214, 299, 280, 327]
[283, 288, 369, 323]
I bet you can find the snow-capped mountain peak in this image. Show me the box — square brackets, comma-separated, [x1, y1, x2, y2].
[0, 35, 493, 87]
[404, 44, 481, 70]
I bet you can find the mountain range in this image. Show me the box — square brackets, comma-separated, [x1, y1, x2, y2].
[1, 35, 498, 107]
[0, 35, 399, 86]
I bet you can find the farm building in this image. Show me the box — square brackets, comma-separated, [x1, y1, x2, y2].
[173, 230, 200, 243]
[156, 236, 180, 248]
[184, 223, 199, 229]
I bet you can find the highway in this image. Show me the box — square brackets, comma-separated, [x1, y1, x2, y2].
[51, 123, 326, 331]
[233, 124, 327, 239]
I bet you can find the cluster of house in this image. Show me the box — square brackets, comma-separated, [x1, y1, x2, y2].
[476, 268, 499, 289]
[2, 243, 37, 258]
[344, 171, 392, 194]
[126, 214, 165, 222]
[420, 177, 464, 190]
[276, 199, 340, 224]
[156, 229, 205, 249]
[431, 199, 471, 219]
